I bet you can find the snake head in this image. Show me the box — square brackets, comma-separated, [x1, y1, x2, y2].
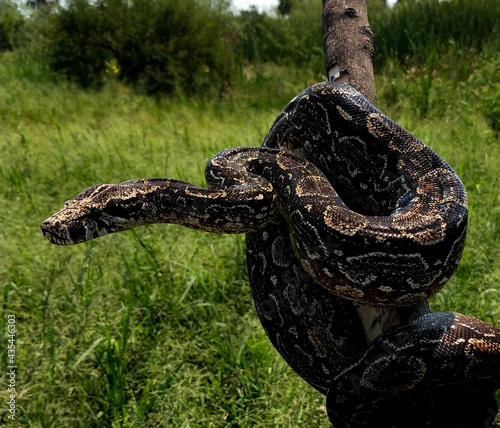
[41, 183, 144, 245]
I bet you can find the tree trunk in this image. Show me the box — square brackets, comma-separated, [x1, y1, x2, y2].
[321, 0, 431, 342]
[322, 0, 377, 106]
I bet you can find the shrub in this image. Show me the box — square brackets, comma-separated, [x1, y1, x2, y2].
[235, 0, 323, 72]
[40, 0, 235, 94]
[372, 0, 500, 68]
[0, 1, 25, 51]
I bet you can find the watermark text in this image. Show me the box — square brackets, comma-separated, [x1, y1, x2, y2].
[6, 314, 17, 421]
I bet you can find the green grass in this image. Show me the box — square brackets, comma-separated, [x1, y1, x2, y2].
[372, 0, 500, 68]
[0, 47, 499, 427]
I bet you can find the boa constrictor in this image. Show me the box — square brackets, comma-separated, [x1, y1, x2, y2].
[41, 82, 500, 426]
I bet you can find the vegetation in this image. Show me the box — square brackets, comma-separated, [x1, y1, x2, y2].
[372, 0, 500, 67]
[30, 0, 235, 93]
[0, 1, 25, 50]
[0, 0, 499, 426]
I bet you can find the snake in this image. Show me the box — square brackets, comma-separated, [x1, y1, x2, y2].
[41, 82, 500, 425]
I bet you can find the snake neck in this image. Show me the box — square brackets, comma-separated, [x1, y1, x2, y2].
[41, 177, 278, 245]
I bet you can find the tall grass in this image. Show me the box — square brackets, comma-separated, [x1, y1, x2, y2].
[0, 51, 333, 427]
[373, 0, 500, 68]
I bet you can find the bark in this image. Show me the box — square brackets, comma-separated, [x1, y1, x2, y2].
[322, 0, 377, 105]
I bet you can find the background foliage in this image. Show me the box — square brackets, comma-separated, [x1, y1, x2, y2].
[3, 0, 500, 97]
[0, 0, 25, 50]
[31, 0, 235, 93]
[1, 0, 499, 426]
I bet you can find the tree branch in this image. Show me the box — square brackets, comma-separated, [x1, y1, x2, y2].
[322, 0, 377, 105]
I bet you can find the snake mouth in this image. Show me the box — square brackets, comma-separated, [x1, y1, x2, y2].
[40, 212, 112, 245]
[40, 218, 85, 245]
[41, 224, 76, 245]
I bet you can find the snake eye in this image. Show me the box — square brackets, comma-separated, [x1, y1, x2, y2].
[86, 208, 102, 219]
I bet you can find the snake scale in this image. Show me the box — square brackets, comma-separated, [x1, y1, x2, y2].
[41, 82, 500, 426]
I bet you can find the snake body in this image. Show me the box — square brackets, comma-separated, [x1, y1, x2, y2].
[41, 82, 500, 424]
